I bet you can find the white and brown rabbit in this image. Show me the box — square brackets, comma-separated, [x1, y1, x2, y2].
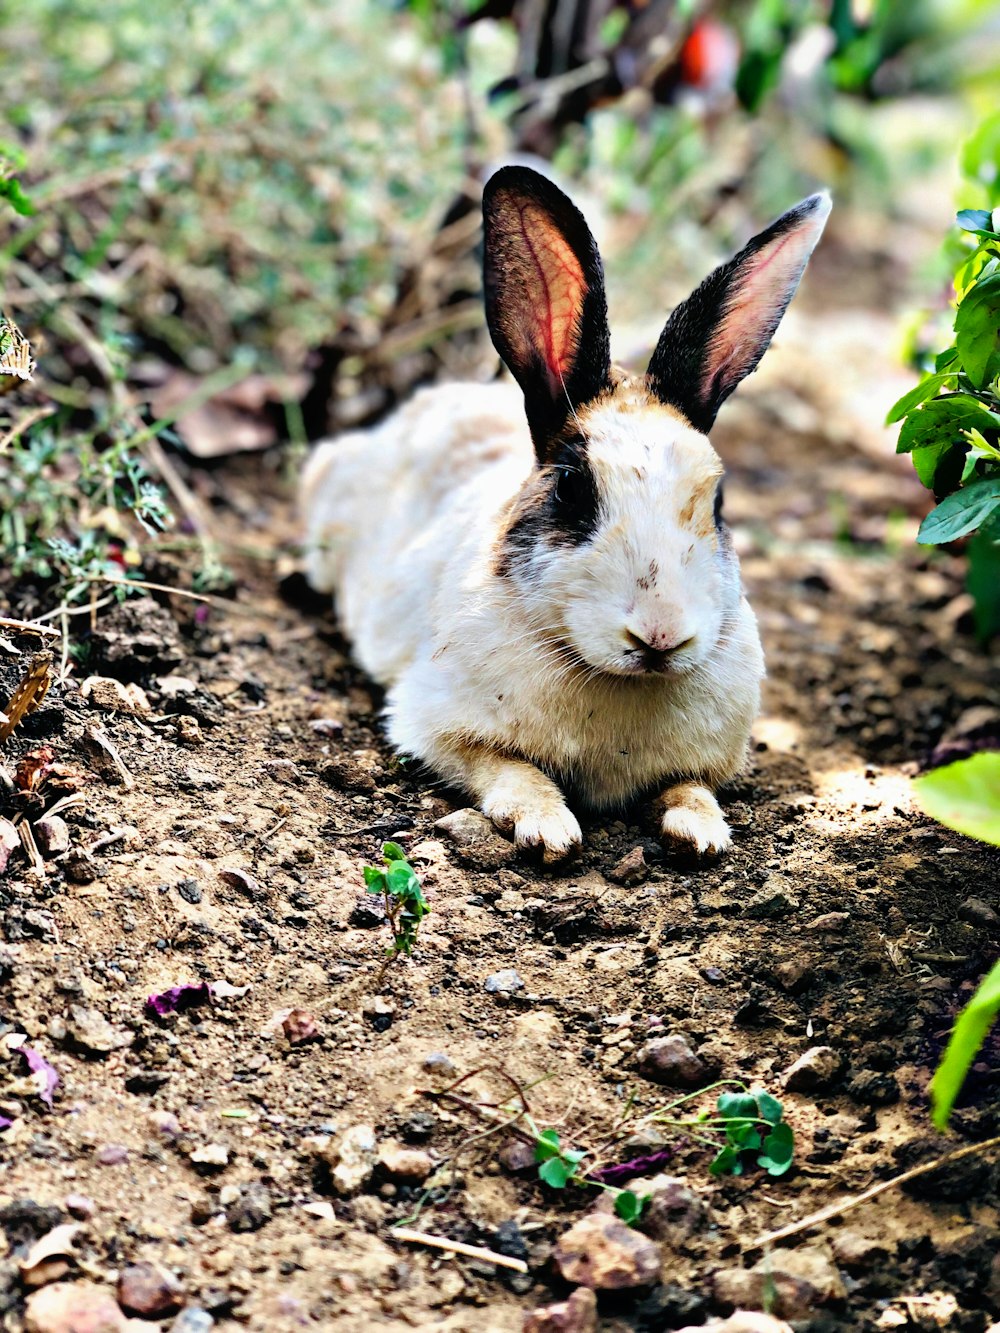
[302, 166, 829, 861]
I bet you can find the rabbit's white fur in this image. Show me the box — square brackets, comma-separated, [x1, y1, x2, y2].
[303, 377, 762, 859]
[302, 166, 828, 861]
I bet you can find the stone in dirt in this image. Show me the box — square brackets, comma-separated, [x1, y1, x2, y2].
[783, 1045, 842, 1091]
[0, 818, 19, 875]
[484, 969, 524, 995]
[189, 1143, 229, 1171]
[282, 1009, 320, 1044]
[553, 1214, 661, 1290]
[678, 1316, 794, 1333]
[523, 1286, 597, 1332]
[33, 815, 70, 857]
[607, 846, 649, 885]
[324, 1124, 377, 1196]
[226, 1181, 272, 1233]
[376, 1141, 433, 1183]
[712, 1248, 845, 1320]
[24, 1280, 130, 1332]
[433, 808, 517, 869]
[638, 1174, 707, 1243]
[65, 1006, 135, 1058]
[118, 1262, 185, 1317]
[169, 1313, 214, 1333]
[637, 1034, 706, 1087]
[80, 676, 151, 717]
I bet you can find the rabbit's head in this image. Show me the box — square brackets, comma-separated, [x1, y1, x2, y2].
[483, 165, 829, 678]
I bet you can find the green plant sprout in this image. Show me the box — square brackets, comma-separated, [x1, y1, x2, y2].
[913, 752, 1000, 1128]
[642, 1082, 795, 1179]
[527, 1119, 651, 1226]
[363, 842, 430, 962]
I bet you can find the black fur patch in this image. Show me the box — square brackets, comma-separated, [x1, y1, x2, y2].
[496, 436, 600, 577]
[713, 480, 724, 531]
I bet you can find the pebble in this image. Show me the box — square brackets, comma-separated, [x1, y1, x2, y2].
[433, 808, 517, 869]
[553, 1214, 661, 1290]
[421, 1051, 456, 1077]
[190, 1143, 230, 1171]
[348, 898, 385, 928]
[770, 959, 814, 993]
[637, 1034, 706, 1087]
[846, 1069, 899, 1107]
[33, 815, 70, 857]
[169, 1312, 214, 1333]
[783, 1046, 843, 1091]
[805, 912, 850, 932]
[325, 1124, 377, 1196]
[959, 896, 1000, 929]
[282, 1009, 320, 1044]
[607, 847, 649, 886]
[95, 1145, 129, 1166]
[362, 995, 396, 1032]
[65, 1006, 134, 1058]
[376, 1141, 433, 1183]
[0, 818, 19, 874]
[640, 1174, 707, 1242]
[226, 1181, 272, 1233]
[118, 1262, 185, 1318]
[712, 1248, 845, 1320]
[679, 1316, 793, 1333]
[218, 866, 262, 897]
[830, 1231, 888, 1269]
[80, 676, 151, 717]
[523, 1286, 598, 1333]
[24, 1281, 129, 1332]
[173, 715, 203, 746]
[64, 1194, 95, 1219]
[499, 1139, 536, 1173]
[484, 969, 525, 995]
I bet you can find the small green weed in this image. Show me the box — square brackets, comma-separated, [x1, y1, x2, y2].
[528, 1122, 650, 1226]
[913, 752, 1000, 1128]
[363, 842, 430, 962]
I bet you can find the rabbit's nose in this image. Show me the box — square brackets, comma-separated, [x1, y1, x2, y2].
[623, 628, 694, 672]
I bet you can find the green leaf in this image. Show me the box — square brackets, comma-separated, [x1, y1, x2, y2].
[935, 347, 960, 373]
[717, 1092, 759, 1120]
[911, 442, 958, 489]
[537, 1156, 574, 1189]
[382, 841, 407, 862]
[918, 477, 1000, 544]
[0, 175, 35, 217]
[534, 1128, 561, 1163]
[968, 527, 1000, 641]
[728, 1124, 762, 1152]
[756, 1092, 783, 1126]
[913, 753, 1000, 846]
[955, 274, 1000, 389]
[957, 208, 996, 236]
[930, 961, 1000, 1129]
[758, 1121, 795, 1176]
[614, 1190, 650, 1225]
[386, 859, 420, 898]
[709, 1144, 741, 1177]
[885, 372, 956, 425]
[897, 396, 1000, 455]
[362, 866, 385, 891]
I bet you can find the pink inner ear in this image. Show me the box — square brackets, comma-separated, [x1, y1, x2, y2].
[504, 198, 587, 393]
[700, 223, 820, 403]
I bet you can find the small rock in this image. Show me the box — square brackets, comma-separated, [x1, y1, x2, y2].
[499, 1139, 537, 1173]
[523, 1287, 598, 1333]
[377, 1142, 433, 1183]
[169, 1312, 214, 1333]
[846, 1069, 899, 1107]
[95, 1144, 129, 1166]
[434, 808, 516, 870]
[805, 912, 850, 932]
[80, 676, 150, 717]
[638, 1034, 706, 1087]
[319, 757, 376, 794]
[226, 1182, 272, 1233]
[421, 1051, 456, 1077]
[362, 995, 396, 1032]
[640, 1174, 707, 1242]
[713, 1249, 845, 1320]
[746, 880, 800, 919]
[401, 1111, 436, 1144]
[282, 1009, 320, 1044]
[0, 819, 20, 875]
[64, 1195, 95, 1219]
[118, 1262, 185, 1318]
[262, 759, 300, 786]
[554, 1214, 661, 1289]
[607, 847, 648, 886]
[484, 969, 525, 995]
[830, 1231, 888, 1270]
[175, 878, 202, 905]
[218, 867, 262, 898]
[325, 1125, 377, 1196]
[65, 1005, 134, 1058]
[959, 896, 1000, 929]
[173, 715, 203, 746]
[679, 1316, 793, 1333]
[309, 717, 343, 738]
[770, 959, 814, 993]
[25, 1281, 129, 1333]
[348, 898, 385, 928]
[783, 1046, 843, 1092]
[33, 816, 70, 857]
[190, 1143, 229, 1171]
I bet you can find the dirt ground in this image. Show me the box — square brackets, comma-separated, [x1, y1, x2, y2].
[2, 240, 1000, 1333]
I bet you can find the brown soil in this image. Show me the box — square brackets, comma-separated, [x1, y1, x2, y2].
[2, 282, 1000, 1332]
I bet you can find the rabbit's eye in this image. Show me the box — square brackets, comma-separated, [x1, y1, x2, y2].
[713, 482, 724, 529]
[554, 465, 589, 510]
[549, 452, 599, 542]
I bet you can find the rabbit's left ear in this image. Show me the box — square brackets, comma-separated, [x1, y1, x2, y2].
[647, 193, 831, 433]
[483, 166, 611, 455]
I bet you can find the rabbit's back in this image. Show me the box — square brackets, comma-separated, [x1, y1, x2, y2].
[302, 380, 531, 683]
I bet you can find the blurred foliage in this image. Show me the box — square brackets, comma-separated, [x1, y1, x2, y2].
[890, 110, 1000, 640]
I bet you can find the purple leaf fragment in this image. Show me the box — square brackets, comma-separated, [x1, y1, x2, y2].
[145, 981, 213, 1018]
[588, 1148, 674, 1187]
[22, 1045, 59, 1106]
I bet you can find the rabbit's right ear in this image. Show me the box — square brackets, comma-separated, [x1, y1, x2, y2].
[483, 166, 611, 458]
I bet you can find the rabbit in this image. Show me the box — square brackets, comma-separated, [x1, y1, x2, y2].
[302, 165, 830, 862]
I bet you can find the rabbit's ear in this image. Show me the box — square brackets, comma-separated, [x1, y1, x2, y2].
[647, 192, 831, 433]
[483, 166, 611, 455]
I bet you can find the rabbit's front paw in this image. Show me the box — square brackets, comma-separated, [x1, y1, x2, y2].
[659, 782, 731, 858]
[482, 770, 582, 864]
